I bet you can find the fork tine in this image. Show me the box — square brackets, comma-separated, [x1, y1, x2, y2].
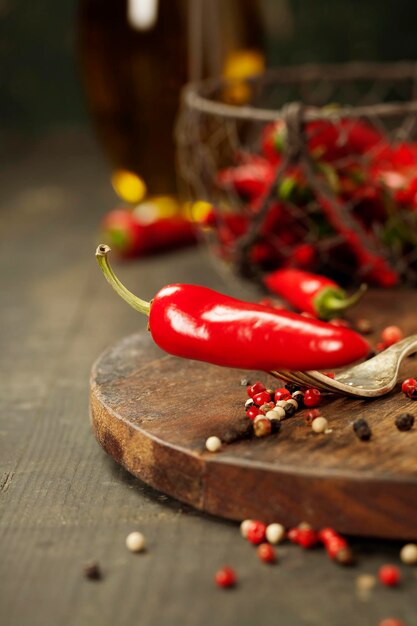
[271, 370, 342, 393]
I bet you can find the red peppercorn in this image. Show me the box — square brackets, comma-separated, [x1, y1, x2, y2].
[323, 371, 335, 379]
[253, 391, 273, 406]
[303, 388, 321, 408]
[297, 527, 319, 549]
[402, 377, 417, 399]
[215, 566, 237, 588]
[326, 536, 348, 559]
[379, 564, 401, 587]
[318, 527, 338, 544]
[402, 378, 417, 394]
[257, 543, 276, 563]
[246, 406, 261, 420]
[378, 619, 405, 626]
[246, 520, 267, 545]
[247, 382, 266, 398]
[274, 388, 292, 402]
[330, 318, 350, 328]
[287, 527, 300, 543]
[376, 341, 387, 352]
[381, 325, 404, 347]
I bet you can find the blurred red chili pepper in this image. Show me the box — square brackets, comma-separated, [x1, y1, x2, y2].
[217, 158, 275, 199]
[100, 208, 197, 258]
[96, 245, 370, 371]
[264, 268, 367, 320]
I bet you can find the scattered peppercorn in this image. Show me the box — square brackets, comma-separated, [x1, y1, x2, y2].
[401, 377, 417, 399]
[378, 564, 401, 587]
[353, 418, 372, 441]
[269, 418, 282, 434]
[292, 390, 304, 408]
[215, 566, 237, 588]
[240, 519, 253, 539]
[297, 527, 319, 549]
[335, 546, 355, 566]
[401, 378, 417, 394]
[83, 562, 102, 580]
[254, 417, 272, 437]
[395, 413, 415, 432]
[126, 531, 146, 553]
[381, 325, 404, 347]
[247, 382, 266, 398]
[304, 408, 321, 425]
[283, 402, 297, 418]
[303, 388, 321, 408]
[260, 402, 275, 413]
[312, 416, 328, 433]
[257, 542, 276, 563]
[246, 520, 267, 545]
[253, 390, 273, 406]
[265, 523, 286, 545]
[205, 436, 222, 452]
[356, 318, 373, 335]
[270, 406, 286, 419]
[274, 388, 292, 402]
[285, 383, 301, 394]
[378, 619, 405, 626]
[246, 406, 262, 420]
[287, 527, 300, 544]
[400, 543, 417, 565]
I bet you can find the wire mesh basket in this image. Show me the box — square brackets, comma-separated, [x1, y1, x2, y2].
[176, 63, 417, 288]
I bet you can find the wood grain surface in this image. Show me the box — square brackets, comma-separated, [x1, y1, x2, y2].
[2, 133, 417, 626]
[90, 306, 417, 540]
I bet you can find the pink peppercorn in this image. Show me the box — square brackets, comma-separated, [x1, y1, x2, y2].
[246, 520, 267, 545]
[379, 564, 401, 587]
[303, 388, 321, 408]
[297, 527, 319, 549]
[274, 388, 292, 402]
[215, 566, 236, 588]
[381, 325, 404, 347]
[247, 382, 266, 398]
[257, 543, 276, 563]
[252, 391, 273, 406]
[246, 406, 261, 420]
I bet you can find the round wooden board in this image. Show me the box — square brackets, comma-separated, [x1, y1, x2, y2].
[90, 290, 417, 540]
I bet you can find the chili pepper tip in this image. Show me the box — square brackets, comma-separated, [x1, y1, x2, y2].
[96, 243, 111, 257]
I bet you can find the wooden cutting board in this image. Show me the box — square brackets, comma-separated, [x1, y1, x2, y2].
[89, 290, 417, 540]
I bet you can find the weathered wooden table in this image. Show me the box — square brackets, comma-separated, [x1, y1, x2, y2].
[1, 132, 416, 626]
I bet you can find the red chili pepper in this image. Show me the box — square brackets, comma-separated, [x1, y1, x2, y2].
[96, 245, 370, 371]
[264, 268, 367, 320]
[217, 159, 275, 199]
[100, 209, 197, 258]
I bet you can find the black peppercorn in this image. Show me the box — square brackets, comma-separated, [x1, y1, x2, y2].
[84, 562, 102, 580]
[284, 403, 296, 418]
[270, 418, 281, 434]
[395, 412, 415, 432]
[353, 418, 372, 441]
[292, 390, 304, 408]
[285, 383, 300, 394]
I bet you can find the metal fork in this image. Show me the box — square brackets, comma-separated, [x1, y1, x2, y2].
[271, 335, 417, 398]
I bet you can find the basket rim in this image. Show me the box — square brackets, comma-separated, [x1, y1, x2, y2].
[182, 61, 417, 123]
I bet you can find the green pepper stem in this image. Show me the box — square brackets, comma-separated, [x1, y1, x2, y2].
[314, 283, 368, 320]
[95, 244, 151, 316]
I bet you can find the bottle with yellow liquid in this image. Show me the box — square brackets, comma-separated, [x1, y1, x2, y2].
[78, 0, 265, 199]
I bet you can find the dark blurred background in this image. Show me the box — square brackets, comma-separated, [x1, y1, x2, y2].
[2, 0, 417, 157]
